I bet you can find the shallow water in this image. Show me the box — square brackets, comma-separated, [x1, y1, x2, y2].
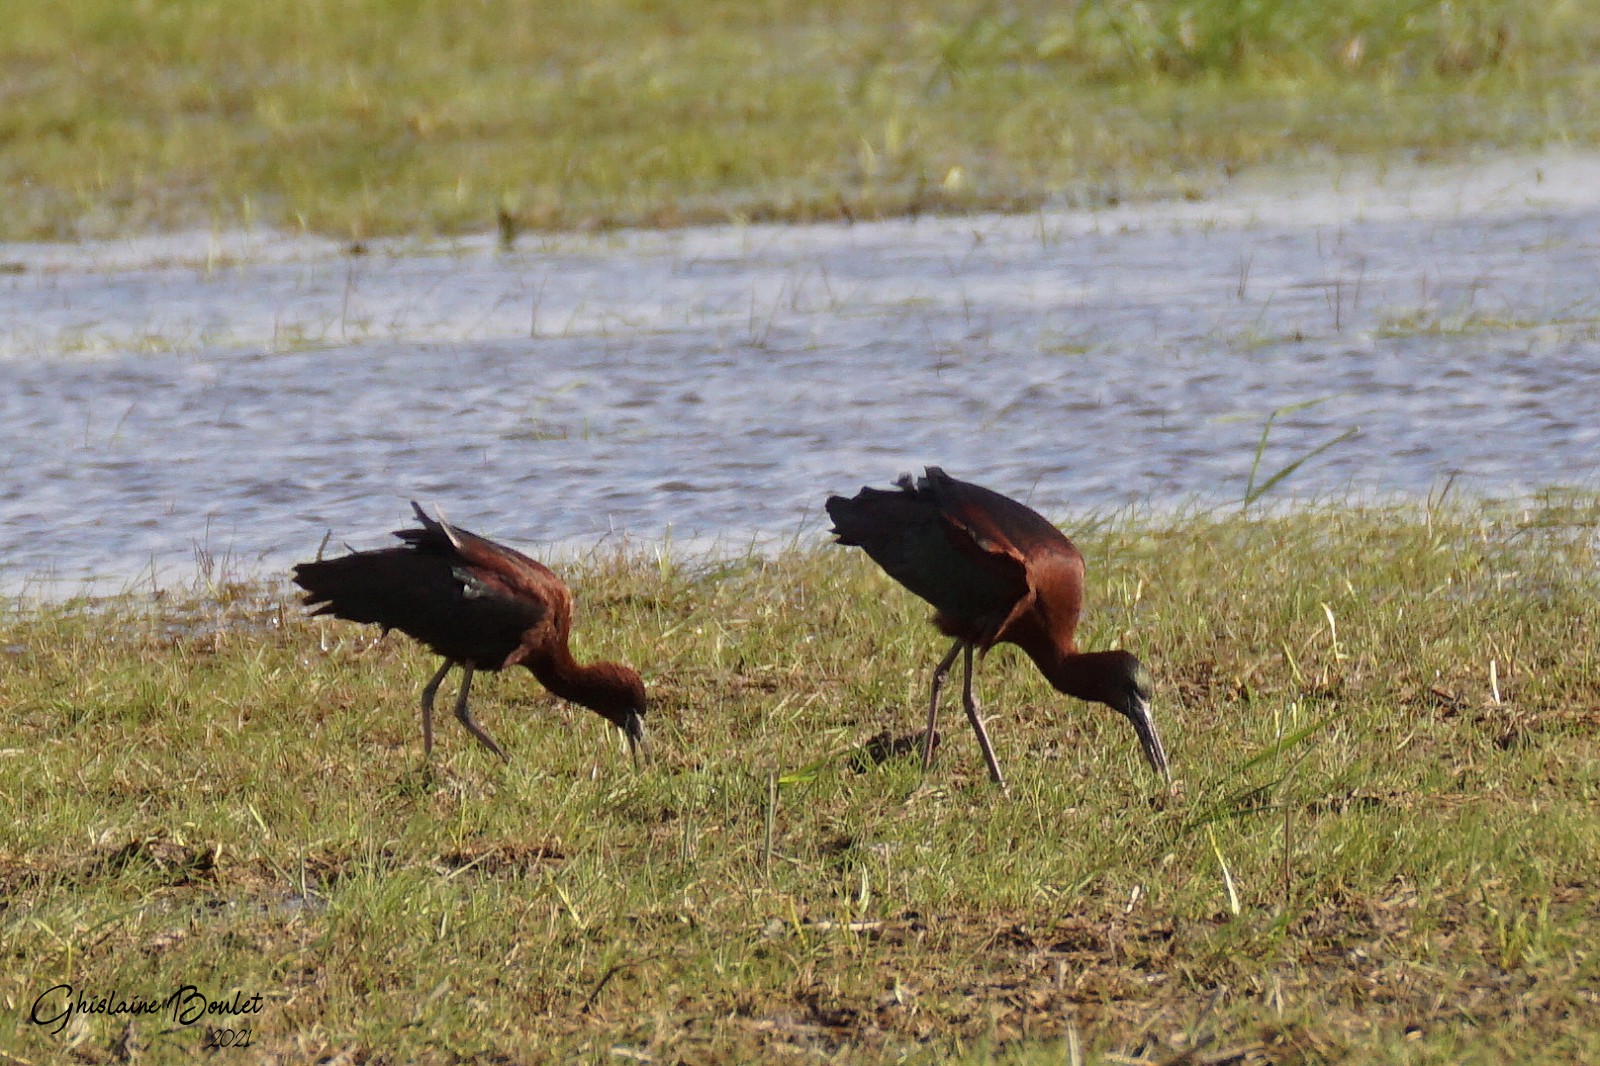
[2, 153, 1599, 593]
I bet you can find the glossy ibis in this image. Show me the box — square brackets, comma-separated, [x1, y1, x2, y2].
[292, 503, 647, 763]
[826, 467, 1170, 789]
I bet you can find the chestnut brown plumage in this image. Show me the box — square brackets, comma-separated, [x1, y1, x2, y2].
[292, 503, 647, 763]
[826, 467, 1170, 790]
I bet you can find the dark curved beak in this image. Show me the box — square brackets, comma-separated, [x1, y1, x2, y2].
[623, 711, 651, 767]
[1126, 696, 1172, 785]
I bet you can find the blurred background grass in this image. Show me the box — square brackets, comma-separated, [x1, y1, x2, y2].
[5, 0, 1598, 240]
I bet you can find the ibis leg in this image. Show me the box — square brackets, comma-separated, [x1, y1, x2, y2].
[923, 640, 965, 771]
[961, 644, 1007, 790]
[419, 659, 455, 758]
[452, 664, 509, 762]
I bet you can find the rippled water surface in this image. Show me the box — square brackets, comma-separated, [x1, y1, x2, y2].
[3, 153, 1599, 592]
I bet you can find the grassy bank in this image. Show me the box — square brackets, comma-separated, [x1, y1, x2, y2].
[3, 498, 1599, 1062]
[4, 0, 1600, 241]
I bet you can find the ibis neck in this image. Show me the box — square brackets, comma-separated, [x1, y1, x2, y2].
[1020, 636, 1112, 704]
[527, 645, 615, 712]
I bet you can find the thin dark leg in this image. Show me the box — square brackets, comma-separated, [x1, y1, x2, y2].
[923, 640, 965, 772]
[452, 664, 509, 762]
[419, 659, 455, 758]
[961, 644, 1007, 790]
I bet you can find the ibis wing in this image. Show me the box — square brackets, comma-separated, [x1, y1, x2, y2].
[399, 503, 572, 616]
[293, 546, 443, 628]
[826, 480, 1028, 626]
[921, 468, 1084, 568]
[828, 468, 1090, 647]
[293, 505, 563, 666]
[295, 548, 551, 661]
[922, 468, 1087, 644]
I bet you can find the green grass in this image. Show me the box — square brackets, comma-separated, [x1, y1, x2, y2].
[4, 0, 1600, 241]
[4, 497, 1599, 1062]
